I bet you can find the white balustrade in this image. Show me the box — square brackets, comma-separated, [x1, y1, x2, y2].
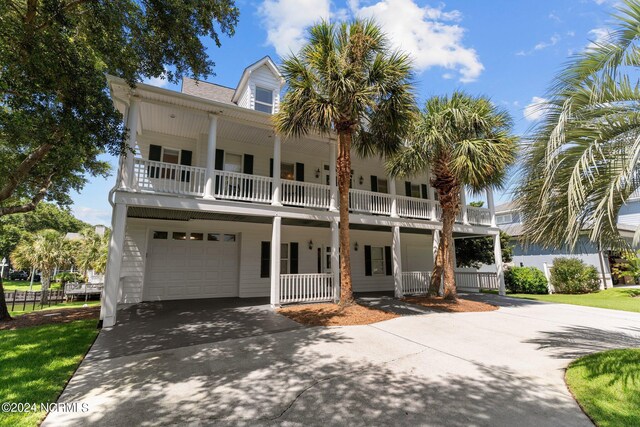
[133, 158, 206, 196]
[214, 170, 272, 203]
[396, 196, 439, 220]
[467, 206, 492, 226]
[279, 273, 334, 304]
[454, 271, 499, 290]
[401, 271, 432, 295]
[281, 180, 331, 209]
[349, 189, 392, 215]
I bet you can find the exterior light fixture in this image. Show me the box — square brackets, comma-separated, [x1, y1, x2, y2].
[315, 168, 321, 178]
[308, 240, 313, 250]
[354, 242, 359, 251]
[359, 176, 364, 185]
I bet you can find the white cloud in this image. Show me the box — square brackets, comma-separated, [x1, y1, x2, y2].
[587, 27, 610, 48]
[143, 73, 169, 88]
[534, 34, 560, 51]
[73, 207, 111, 225]
[258, 0, 484, 83]
[354, 0, 483, 82]
[258, 0, 331, 57]
[549, 12, 562, 23]
[524, 96, 548, 122]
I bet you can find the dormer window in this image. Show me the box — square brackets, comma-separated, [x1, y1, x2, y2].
[255, 86, 273, 113]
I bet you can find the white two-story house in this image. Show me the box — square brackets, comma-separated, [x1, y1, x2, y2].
[100, 56, 505, 327]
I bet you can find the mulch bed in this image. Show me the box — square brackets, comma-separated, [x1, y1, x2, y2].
[0, 306, 100, 331]
[279, 302, 398, 326]
[403, 296, 498, 313]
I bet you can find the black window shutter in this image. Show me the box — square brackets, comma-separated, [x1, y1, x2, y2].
[364, 245, 372, 276]
[214, 149, 224, 170]
[290, 242, 299, 274]
[269, 158, 274, 177]
[370, 176, 378, 192]
[317, 248, 321, 273]
[260, 242, 270, 278]
[180, 150, 192, 182]
[385, 246, 392, 276]
[405, 181, 412, 197]
[295, 163, 304, 182]
[149, 145, 162, 161]
[421, 184, 429, 199]
[243, 154, 254, 175]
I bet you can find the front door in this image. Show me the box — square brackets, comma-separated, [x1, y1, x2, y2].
[323, 246, 332, 273]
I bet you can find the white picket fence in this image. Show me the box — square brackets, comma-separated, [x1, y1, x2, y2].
[279, 273, 334, 304]
[401, 271, 432, 294]
[400, 270, 499, 295]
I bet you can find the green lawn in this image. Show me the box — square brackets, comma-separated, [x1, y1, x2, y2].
[508, 288, 640, 313]
[8, 301, 101, 317]
[566, 348, 640, 427]
[0, 320, 99, 427]
[2, 280, 65, 292]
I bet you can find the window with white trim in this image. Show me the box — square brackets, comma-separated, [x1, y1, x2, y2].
[281, 162, 295, 180]
[255, 86, 274, 113]
[280, 243, 289, 274]
[496, 213, 513, 224]
[410, 184, 421, 198]
[377, 178, 388, 194]
[371, 246, 385, 275]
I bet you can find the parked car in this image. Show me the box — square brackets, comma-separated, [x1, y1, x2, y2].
[9, 270, 29, 281]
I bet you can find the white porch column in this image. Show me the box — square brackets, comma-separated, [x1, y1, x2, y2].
[432, 230, 440, 270]
[100, 203, 127, 327]
[270, 216, 282, 306]
[272, 135, 282, 206]
[494, 233, 506, 296]
[486, 187, 497, 227]
[331, 218, 340, 302]
[121, 97, 140, 190]
[427, 169, 437, 219]
[392, 225, 403, 298]
[460, 187, 469, 224]
[204, 114, 218, 199]
[329, 141, 338, 212]
[389, 177, 399, 218]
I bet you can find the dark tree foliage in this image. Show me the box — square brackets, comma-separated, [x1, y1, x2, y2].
[455, 231, 513, 269]
[0, 0, 239, 217]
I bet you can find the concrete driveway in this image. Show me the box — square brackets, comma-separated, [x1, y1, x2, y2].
[44, 295, 640, 426]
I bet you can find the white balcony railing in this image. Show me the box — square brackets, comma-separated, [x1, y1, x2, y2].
[467, 206, 492, 226]
[280, 273, 334, 304]
[396, 195, 439, 220]
[214, 170, 272, 203]
[133, 158, 206, 196]
[282, 180, 331, 209]
[349, 189, 392, 215]
[401, 271, 432, 295]
[130, 159, 494, 228]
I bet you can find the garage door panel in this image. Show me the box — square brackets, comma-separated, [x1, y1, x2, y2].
[144, 234, 239, 301]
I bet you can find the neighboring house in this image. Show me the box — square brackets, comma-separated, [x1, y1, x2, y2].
[100, 56, 504, 327]
[496, 202, 638, 288]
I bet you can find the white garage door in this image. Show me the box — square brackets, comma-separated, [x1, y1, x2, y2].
[143, 231, 239, 301]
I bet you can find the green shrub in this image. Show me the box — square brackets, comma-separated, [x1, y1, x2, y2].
[550, 257, 600, 294]
[505, 266, 548, 294]
[53, 272, 83, 285]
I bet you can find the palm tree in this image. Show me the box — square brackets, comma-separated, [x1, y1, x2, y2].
[275, 19, 416, 304]
[75, 228, 109, 279]
[388, 92, 518, 300]
[517, 0, 640, 250]
[12, 229, 71, 303]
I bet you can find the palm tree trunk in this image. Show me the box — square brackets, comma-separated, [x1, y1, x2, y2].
[0, 278, 12, 321]
[337, 129, 354, 305]
[440, 208, 458, 300]
[429, 236, 443, 296]
[40, 270, 50, 304]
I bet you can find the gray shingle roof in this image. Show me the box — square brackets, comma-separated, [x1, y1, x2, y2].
[181, 77, 235, 105]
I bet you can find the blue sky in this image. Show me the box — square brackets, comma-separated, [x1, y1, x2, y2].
[70, 0, 621, 224]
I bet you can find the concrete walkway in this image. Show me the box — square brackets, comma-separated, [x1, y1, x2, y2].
[44, 295, 640, 426]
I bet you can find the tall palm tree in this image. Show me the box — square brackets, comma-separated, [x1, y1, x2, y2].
[275, 19, 416, 304]
[388, 92, 518, 300]
[12, 229, 71, 303]
[517, 0, 640, 250]
[75, 228, 109, 279]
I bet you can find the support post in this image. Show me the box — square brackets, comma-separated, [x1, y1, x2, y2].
[100, 203, 127, 327]
[272, 136, 282, 206]
[121, 97, 140, 190]
[460, 187, 469, 225]
[486, 187, 496, 227]
[494, 233, 506, 296]
[389, 177, 399, 218]
[270, 216, 282, 306]
[204, 114, 218, 199]
[392, 225, 403, 298]
[329, 141, 338, 212]
[427, 169, 437, 219]
[331, 218, 340, 302]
